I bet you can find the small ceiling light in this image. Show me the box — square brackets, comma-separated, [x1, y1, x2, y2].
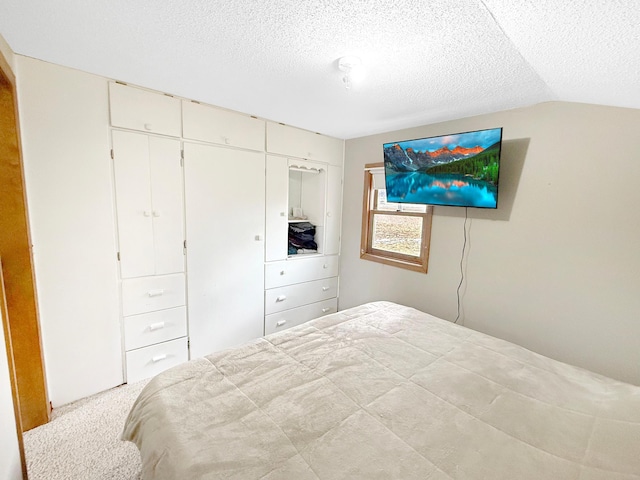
[337, 56, 363, 90]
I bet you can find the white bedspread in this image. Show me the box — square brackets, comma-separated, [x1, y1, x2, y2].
[123, 301, 640, 479]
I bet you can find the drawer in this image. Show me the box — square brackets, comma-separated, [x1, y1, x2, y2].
[265, 255, 339, 289]
[182, 100, 265, 151]
[108, 82, 182, 137]
[122, 273, 185, 316]
[124, 306, 188, 351]
[265, 298, 338, 335]
[266, 122, 343, 166]
[126, 337, 188, 383]
[265, 277, 338, 315]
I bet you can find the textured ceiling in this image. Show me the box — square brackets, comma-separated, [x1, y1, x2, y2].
[1, 0, 638, 139]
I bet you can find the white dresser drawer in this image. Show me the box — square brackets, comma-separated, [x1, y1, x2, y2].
[265, 277, 338, 315]
[125, 337, 188, 383]
[182, 100, 265, 151]
[124, 306, 187, 351]
[109, 82, 182, 137]
[265, 298, 338, 335]
[266, 122, 343, 166]
[265, 255, 339, 289]
[122, 273, 185, 316]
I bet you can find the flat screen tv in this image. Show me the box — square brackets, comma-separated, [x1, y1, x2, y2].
[383, 127, 503, 209]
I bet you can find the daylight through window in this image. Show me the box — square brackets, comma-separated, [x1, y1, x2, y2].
[360, 163, 433, 273]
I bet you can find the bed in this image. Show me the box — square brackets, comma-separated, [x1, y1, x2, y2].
[122, 301, 640, 479]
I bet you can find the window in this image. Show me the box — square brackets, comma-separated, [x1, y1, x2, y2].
[360, 163, 433, 273]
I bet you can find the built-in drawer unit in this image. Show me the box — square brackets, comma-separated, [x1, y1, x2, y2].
[124, 306, 187, 351]
[121, 273, 186, 316]
[121, 273, 188, 383]
[265, 298, 338, 336]
[125, 337, 188, 384]
[265, 277, 338, 315]
[265, 255, 339, 289]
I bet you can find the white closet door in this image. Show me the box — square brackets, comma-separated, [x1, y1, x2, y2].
[265, 155, 289, 261]
[184, 143, 265, 358]
[112, 130, 154, 278]
[325, 165, 343, 255]
[148, 136, 184, 275]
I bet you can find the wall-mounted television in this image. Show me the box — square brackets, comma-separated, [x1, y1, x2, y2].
[383, 127, 503, 209]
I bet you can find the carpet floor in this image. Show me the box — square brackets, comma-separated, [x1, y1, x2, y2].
[23, 379, 149, 480]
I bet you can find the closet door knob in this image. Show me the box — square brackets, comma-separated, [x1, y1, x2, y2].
[322, 286, 329, 291]
[144, 123, 153, 131]
[276, 295, 287, 302]
[151, 354, 167, 363]
[280, 270, 285, 275]
[323, 264, 328, 269]
[322, 307, 331, 313]
[152, 210, 160, 217]
[276, 320, 287, 327]
[143, 210, 151, 217]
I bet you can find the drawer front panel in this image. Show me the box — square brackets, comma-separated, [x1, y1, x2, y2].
[125, 337, 188, 384]
[265, 255, 339, 289]
[266, 122, 343, 166]
[265, 277, 338, 315]
[109, 82, 181, 137]
[122, 273, 185, 316]
[182, 100, 265, 151]
[264, 298, 338, 335]
[124, 306, 187, 351]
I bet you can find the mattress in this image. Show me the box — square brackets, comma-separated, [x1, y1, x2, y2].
[122, 301, 640, 479]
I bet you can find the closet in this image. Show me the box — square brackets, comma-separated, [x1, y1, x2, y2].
[107, 83, 343, 382]
[110, 84, 187, 383]
[263, 122, 343, 335]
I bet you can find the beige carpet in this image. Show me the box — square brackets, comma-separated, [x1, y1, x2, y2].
[23, 379, 149, 480]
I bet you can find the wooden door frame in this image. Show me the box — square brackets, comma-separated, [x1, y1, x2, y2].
[0, 45, 49, 445]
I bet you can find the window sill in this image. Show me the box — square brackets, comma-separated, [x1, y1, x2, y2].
[360, 251, 428, 273]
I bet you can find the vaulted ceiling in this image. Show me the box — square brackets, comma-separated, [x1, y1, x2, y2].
[1, 1, 638, 139]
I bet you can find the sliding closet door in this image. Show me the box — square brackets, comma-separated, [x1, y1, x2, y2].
[184, 143, 265, 358]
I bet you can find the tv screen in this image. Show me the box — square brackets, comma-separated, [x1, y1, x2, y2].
[383, 127, 503, 209]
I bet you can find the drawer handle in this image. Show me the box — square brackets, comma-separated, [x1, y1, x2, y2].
[276, 320, 287, 327]
[276, 295, 287, 302]
[147, 289, 165, 297]
[152, 354, 167, 363]
[322, 286, 329, 291]
[279, 270, 285, 276]
[144, 123, 153, 131]
[148, 321, 165, 331]
[322, 307, 332, 313]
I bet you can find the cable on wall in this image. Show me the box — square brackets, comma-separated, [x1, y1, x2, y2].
[454, 207, 469, 324]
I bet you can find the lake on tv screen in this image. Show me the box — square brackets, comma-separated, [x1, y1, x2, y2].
[385, 171, 497, 208]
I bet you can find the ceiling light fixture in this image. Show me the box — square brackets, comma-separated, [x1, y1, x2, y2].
[337, 56, 362, 90]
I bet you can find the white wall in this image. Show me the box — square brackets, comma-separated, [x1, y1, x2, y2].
[341, 102, 640, 386]
[17, 56, 123, 406]
[0, 34, 24, 480]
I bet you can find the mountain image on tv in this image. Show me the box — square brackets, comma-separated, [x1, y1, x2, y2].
[383, 127, 503, 209]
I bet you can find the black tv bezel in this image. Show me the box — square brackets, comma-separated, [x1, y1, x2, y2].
[382, 127, 503, 209]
